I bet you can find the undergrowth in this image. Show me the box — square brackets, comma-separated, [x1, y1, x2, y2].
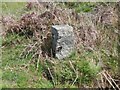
[1, 2, 119, 88]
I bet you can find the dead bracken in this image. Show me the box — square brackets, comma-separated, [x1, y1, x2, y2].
[1, 2, 119, 88]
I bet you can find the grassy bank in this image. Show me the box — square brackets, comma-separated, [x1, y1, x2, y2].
[1, 2, 119, 88]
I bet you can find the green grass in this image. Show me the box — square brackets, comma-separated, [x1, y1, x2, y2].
[1, 2, 53, 88]
[64, 2, 96, 13]
[2, 2, 26, 16]
[2, 33, 102, 88]
[1, 2, 36, 22]
[0, 69, 2, 89]
[75, 3, 96, 13]
[2, 34, 53, 88]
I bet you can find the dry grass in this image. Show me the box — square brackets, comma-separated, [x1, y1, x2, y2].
[1, 2, 119, 88]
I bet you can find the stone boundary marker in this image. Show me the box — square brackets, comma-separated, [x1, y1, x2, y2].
[51, 25, 75, 59]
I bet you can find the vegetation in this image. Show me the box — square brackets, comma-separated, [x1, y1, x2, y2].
[1, 2, 119, 88]
[64, 2, 96, 12]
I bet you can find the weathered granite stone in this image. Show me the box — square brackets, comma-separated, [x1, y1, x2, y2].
[51, 25, 75, 59]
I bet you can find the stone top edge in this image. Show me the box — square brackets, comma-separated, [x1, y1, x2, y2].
[52, 25, 73, 31]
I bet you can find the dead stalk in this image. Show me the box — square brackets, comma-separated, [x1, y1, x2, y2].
[36, 52, 41, 71]
[69, 60, 78, 86]
[48, 67, 55, 85]
[100, 73, 105, 88]
[106, 71, 120, 90]
[96, 78, 101, 88]
[102, 71, 116, 90]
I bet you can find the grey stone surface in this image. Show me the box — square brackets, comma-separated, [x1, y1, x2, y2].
[51, 25, 75, 59]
